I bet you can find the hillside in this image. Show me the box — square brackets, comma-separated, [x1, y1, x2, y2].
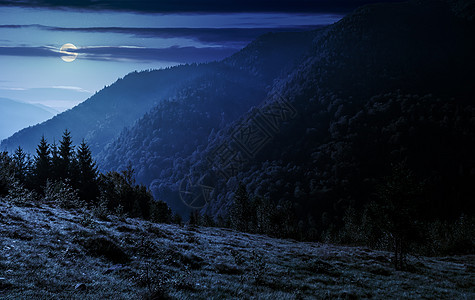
[0, 65, 214, 154]
[0, 198, 473, 299]
[0, 98, 56, 141]
[94, 0, 475, 225]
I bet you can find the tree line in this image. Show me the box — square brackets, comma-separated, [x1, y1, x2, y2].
[222, 164, 474, 270]
[0, 130, 176, 224]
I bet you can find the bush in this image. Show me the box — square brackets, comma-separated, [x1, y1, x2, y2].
[79, 235, 130, 264]
[424, 215, 475, 256]
[5, 181, 37, 206]
[150, 200, 172, 223]
[92, 197, 111, 220]
[43, 180, 83, 209]
[98, 168, 172, 223]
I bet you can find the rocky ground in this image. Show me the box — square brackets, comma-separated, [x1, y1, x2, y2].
[0, 198, 473, 299]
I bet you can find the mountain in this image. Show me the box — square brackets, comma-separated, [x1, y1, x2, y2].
[0, 65, 216, 154]
[95, 0, 475, 228]
[92, 31, 319, 214]
[95, 33, 315, 173]
[192, 0, 475, 224]
[0, 197, 473, 299]
[0, 98, 56, 142]
[3, 1, 474, 233]
[0, 31, 314, 155]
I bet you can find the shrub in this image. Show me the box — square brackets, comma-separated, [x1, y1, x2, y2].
[424, 215, 475, 256]
[43, 180, 84, 209]
[5, 181, 37, 206]
[79, 235, 130, 264]
[98, 167, 173, 223]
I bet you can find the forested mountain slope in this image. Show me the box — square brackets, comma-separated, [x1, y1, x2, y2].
[94, 31, 321, 214]
[100, 0, 475, 229]
[1, 66, 208, 154]
[188, 0, 475, 230]
[92, 31, 317, 180]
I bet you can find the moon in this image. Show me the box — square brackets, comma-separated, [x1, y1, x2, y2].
[60, 43, 78, 62]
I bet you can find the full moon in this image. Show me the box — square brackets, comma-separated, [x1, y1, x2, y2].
[60, 43, 78, 62]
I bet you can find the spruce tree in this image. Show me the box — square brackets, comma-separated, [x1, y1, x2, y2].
[12, 146, 28, 184]
[58, 129, 74, 181]
[50, 140, 60, 181]
[77, 139, 99, 202]
[33, 136, 51, 191]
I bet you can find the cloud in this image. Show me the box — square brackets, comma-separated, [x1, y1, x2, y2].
[0, 45, 238, 63]
[0, 87, 27, 91]
[50, 86, 91, 93]
[52, 26, 323, 45]
[0, 24, 326, 47]
[76, 45, 239, 63]
[0, 86, 90, 93]
[0, 0, 406, 13]
[0, 46, 59, 58]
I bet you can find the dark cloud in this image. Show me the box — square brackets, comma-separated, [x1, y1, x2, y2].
[0, 0, 407, 13]
[0, 24, 324, 46]
[0, 46, 58, 58]
[0, 45, 238, 63]
[76, 46, 238, 63]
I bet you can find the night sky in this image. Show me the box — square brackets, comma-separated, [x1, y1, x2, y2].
[0, 0, 404, 111]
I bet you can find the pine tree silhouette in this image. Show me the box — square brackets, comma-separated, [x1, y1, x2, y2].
[33, 135, 51, 191]
[50, 140, 60, 181]
[77, 139, 99, 202]
[58, 129, 74, 181]
[12, 146, 28, 184]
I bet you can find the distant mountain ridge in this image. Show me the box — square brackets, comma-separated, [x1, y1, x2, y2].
[0, 98, 56, 142]
[1, 65, 216, 154]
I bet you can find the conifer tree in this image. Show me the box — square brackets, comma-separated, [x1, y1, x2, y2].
[50, 140, 60, 181]
[33, 135, 51, 190]
[77, 139, 99, 202]
[12, 146, 28, 184]
[58, 129, 74, 181]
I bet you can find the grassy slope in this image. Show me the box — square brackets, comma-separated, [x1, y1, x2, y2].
[0, 199, 473, 299]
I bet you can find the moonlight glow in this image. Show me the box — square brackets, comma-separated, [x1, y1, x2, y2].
[60, 43, 78, 62]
